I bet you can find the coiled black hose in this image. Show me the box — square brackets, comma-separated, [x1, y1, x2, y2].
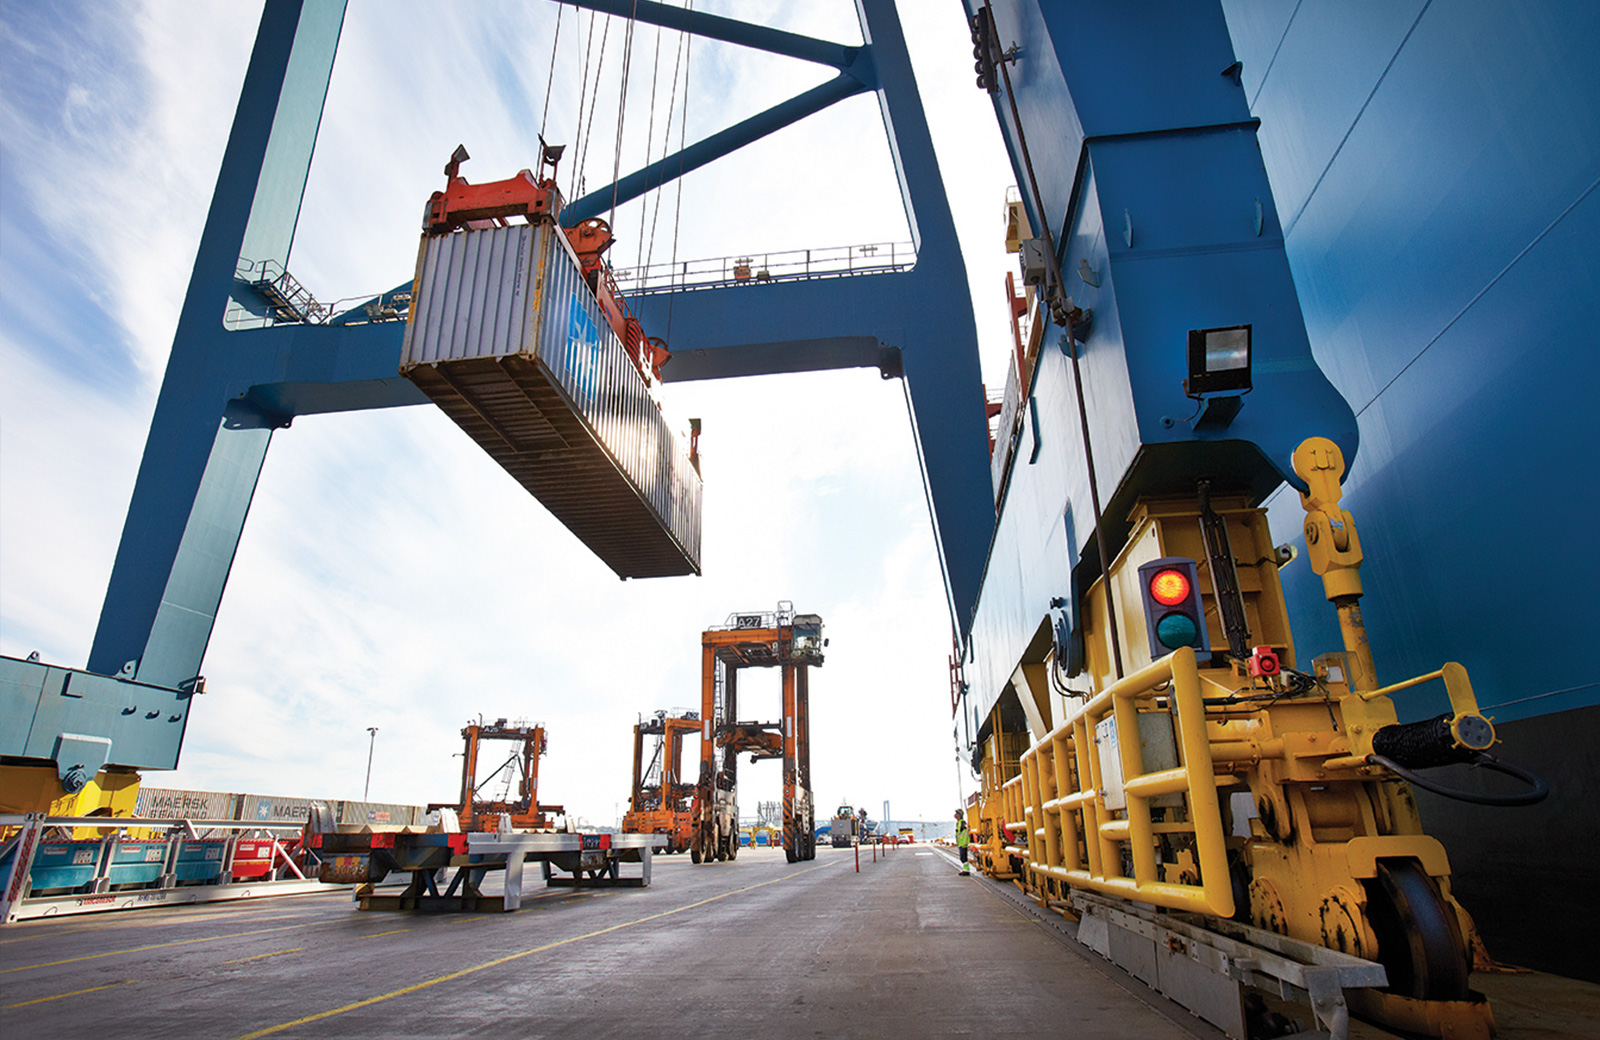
[1367, 751, 1549, 807]
[1371, 714, 1475, 768]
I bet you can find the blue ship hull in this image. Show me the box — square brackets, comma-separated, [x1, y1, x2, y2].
[1227, 1, 1599, 981]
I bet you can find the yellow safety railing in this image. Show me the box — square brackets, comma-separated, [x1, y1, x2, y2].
[1018, 647, 1234, 918]
[999, 774, 1028, 859]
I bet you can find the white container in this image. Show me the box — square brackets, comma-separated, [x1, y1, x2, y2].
[238, 793, 318, 823]
[135, 787, 239, 821]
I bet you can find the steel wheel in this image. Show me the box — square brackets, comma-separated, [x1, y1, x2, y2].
[1362, 859, 1470, 1001]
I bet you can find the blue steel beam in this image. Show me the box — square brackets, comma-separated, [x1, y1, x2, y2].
[87, 0, 365, 688]
[660, 334, 898, 382]
[555, 0, 861, 71]
[565, 72, 873, 224]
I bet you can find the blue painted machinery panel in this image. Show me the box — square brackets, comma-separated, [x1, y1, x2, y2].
[961, 0, 1357, 718]
[0, 656, 197, 782]
[964, 0, 1599, 979]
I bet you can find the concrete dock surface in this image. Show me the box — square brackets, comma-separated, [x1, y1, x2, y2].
[2, 844, 1595, 1039]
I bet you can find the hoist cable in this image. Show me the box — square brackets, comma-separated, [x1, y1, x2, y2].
[665, 0, 694, 343]
[608, 1, 640, 234]
[539, 4, 564, 140]
[645, 9, 689, 278]
[635, 14, 665, 274]
[577, 10, 615, 199]
[571, 8, 599, 201]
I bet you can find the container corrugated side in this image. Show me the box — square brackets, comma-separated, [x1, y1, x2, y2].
[135, 787, 240, 821]
[528, 225, 702, 567]
[238, 793, 318, 823]
[402, 223, 535, 367]
[399, 221, 702, 576]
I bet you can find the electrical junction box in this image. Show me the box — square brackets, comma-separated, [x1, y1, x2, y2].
[1018, 237, 1051, 287]
[1094, 712, 1182, 811]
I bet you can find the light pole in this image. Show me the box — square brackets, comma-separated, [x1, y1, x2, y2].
[363, 726, 379, 800]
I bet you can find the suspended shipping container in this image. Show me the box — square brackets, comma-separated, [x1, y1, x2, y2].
[401, 222, 702, 578]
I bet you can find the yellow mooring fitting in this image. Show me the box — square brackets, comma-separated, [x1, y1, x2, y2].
[1293, 437, 1379, 692]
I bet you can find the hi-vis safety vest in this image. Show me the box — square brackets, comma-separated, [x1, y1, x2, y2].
[956, 820, 970, 847]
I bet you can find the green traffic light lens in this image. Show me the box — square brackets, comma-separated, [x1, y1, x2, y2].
[1156, 612, 1198, 650]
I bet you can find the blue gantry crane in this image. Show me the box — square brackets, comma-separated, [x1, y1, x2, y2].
[1, 0, 993, 817]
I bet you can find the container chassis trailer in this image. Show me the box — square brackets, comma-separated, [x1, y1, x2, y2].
[312, 827, 664, 913]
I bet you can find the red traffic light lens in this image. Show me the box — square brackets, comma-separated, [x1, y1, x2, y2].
[1149, 569, 1191, 606]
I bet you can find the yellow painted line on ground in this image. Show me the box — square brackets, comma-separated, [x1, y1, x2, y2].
[0, 923, 307, 974]
[4, 979, 134, 1008]
[221, 947, 303, 965]
[360, 929, 410, 939]
[231, 859, 844, 1040]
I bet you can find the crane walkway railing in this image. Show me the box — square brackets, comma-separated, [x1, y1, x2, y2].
[613, 241, 916, 296]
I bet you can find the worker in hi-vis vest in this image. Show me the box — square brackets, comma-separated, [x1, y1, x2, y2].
[955, 809, 971, 875]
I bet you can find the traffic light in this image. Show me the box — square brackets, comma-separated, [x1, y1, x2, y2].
[1136, 557, 1210, 659]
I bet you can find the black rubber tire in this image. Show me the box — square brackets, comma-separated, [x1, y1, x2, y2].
[785, 846, 797, 864]
[690, 845, 702, 865]
[1363, 859, 1471, 1001]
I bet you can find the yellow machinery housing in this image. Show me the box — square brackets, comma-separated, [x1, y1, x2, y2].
[0, 765, 143, 843]
[965, 439, 1535, 1040]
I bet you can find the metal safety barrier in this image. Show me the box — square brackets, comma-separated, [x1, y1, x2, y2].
[0, 813, 327, 924]
[1017, 647, 1233, 917]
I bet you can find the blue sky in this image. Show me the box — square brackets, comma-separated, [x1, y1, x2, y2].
[0, 0, 1018, 825]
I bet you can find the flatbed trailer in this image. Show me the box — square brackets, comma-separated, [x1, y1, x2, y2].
[311, 828, 664, 913]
